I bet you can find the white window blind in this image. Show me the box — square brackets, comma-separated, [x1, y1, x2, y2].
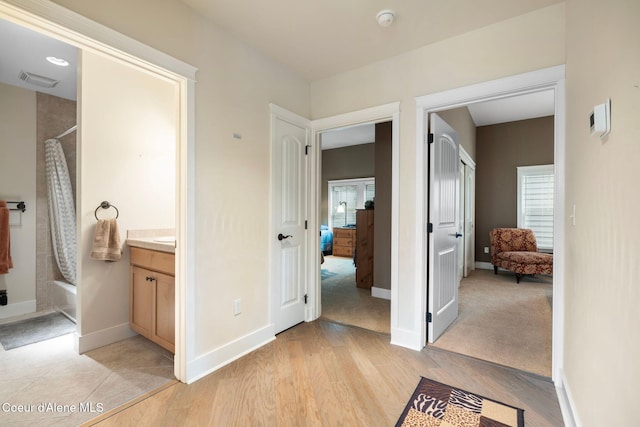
[328, 178, 375, 229]
[517, 165, 554, 251]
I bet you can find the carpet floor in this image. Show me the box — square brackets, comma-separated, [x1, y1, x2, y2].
[320, 255, 391, 334]
[432, 269, 553, 377]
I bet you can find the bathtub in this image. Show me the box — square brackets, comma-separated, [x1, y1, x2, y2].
[48, 280, 76, 323]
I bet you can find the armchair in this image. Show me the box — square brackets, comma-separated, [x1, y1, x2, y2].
[489, 228, 553, 283]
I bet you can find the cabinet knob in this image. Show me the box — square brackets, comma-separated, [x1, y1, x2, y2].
[146, 276, 155, 282]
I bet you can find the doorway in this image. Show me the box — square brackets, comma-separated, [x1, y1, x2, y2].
[416, 65, 565, 383]
[319, 122, 391, 334]
[309, 103, 400, 338]
[0, 1, 195, 384]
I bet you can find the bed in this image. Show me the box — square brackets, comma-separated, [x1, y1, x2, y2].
[320, 225, 333, 255]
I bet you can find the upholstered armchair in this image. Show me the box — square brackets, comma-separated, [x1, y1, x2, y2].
[489, 228, 553, 283]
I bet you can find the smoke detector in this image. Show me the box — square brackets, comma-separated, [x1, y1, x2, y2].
[376, 9, 395, 27]
[19, 70, 60, 88]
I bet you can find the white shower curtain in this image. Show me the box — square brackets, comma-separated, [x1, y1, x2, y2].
[45, 138, 76, 285]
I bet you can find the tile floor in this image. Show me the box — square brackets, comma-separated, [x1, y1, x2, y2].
[0, 325, 174, 426]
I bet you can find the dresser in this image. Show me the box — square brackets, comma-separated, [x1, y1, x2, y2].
[332, 227, 356, 257]
[355, 209, 374, 289]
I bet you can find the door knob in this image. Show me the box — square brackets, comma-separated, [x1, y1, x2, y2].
[278, 233, 292, 241]
[450, 232, 463, 238]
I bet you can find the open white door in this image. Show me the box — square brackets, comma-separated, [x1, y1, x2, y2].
[464, 164, 475, 277]
[428, 113, 460, 343]
[271, 106, 310, 334]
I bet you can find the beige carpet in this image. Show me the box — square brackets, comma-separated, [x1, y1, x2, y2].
[320, 255, 390, 334]
[431, 269, 552, 377]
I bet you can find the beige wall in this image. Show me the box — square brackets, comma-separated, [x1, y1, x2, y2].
[311, 4, 565, 330]
[475, 116, 554, 263]
[564, 0, 640, 424]
[0, 83, 36, 315]
[50, 0, 311, 357]
[78, 50, 177, 340]
[321, 143, 375, 225]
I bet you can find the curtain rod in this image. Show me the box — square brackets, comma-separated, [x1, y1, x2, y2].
[52, 125, 78, 140]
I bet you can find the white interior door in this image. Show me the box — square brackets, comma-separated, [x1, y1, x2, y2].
[457, 160, 465, 284]
[464, 164, 475, 277]
[271, 108, 309, 334]
[428, 113, 460, 343]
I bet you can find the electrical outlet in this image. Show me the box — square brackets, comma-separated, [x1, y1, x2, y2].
[233, 299, 241, 316]
[484, 246, 489, 254]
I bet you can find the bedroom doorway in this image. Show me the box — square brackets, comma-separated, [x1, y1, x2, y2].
[319, 123, 390, 334]
[416, 65, 565, 382]
[310, 103, 400, 337]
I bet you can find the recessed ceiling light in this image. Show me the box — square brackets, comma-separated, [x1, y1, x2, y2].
[46, 56, 69, 67]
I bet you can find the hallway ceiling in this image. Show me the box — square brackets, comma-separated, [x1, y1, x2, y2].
[179, 0, 563, 82]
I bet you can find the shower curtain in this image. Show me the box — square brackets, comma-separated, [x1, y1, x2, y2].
[45, 138, 76, 285]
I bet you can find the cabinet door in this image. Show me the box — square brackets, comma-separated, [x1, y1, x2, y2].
[153, 271, 175, 352]
[130, 266, 154, 336]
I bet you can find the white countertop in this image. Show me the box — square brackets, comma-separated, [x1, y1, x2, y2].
[126, 229, 175, 254]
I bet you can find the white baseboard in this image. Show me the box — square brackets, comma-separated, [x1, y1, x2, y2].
[371, 286, 391, 300]
[475, 261, 494, 270]
[75, 322, 138, 353]
[186, 323, 276, 384]
[556, 369, 581, 427]
[390, 327, 423, 351]
[0, 299, 36, 319]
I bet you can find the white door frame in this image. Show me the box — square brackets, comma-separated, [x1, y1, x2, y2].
[415, 65, 565, 384]
[0, 0, 197, 383]
[309, 103, 400, 336]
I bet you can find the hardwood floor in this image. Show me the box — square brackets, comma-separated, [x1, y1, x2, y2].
[87, 320, 563, 427]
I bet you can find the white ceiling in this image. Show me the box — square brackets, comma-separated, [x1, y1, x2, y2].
[0, 2, 558, 121]
[0, 19, 77, 100]
[179, 0, 562, 82]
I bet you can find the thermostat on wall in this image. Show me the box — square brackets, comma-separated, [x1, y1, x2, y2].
[590, 98, 611, 139]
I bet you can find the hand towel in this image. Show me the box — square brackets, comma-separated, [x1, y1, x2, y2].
[0, 201, 13, 274]
[90, 218, 122, 261]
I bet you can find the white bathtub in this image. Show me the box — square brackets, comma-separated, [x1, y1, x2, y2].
[48, 280, 76, 323]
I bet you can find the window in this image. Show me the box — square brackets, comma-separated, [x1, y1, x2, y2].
[517, 164, 554, 251]
[328, 178, 375, 228]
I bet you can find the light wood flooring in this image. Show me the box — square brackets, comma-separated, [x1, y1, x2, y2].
[87, 320, 564, 426]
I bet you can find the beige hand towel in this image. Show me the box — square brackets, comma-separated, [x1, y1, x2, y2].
[90, 218, 122, 261]
[0, 201, 13, 274]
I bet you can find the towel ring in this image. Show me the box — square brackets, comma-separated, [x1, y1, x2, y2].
[95, 201, 119, 220]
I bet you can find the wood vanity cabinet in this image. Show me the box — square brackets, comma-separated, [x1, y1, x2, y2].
[129, 247, 175, 353]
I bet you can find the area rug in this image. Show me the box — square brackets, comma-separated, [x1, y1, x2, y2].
[0, 312, 76, 350]
[396, 377, 524, 427]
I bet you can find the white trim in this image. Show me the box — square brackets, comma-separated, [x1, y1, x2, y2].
[415, 65, 566, 384]
[475, 261, 494, 270]
[310, 102, 400, 343]
[185, 324, 276, 384]
[75, 322, 137, 354]
[459, 145, 476, 169]
[556, 369, 581, 427]
[0, 300, 36, 319]
[371, 286, 391, 300]
[0, 0, 197, 383]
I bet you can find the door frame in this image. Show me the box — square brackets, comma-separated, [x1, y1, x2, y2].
[0, 0, 197, 382]
[415, 65, 565, 384]
[309, 102, 400, 337]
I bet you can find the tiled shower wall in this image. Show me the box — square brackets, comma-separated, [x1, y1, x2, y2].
[35, 93, 76, 312]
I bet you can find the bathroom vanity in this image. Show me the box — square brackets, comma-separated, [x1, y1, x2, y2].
[126, 231, 175, 353]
